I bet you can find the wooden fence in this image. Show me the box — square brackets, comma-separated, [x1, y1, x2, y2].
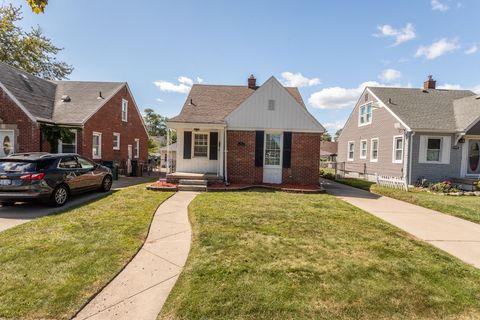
[375, 174, 408, 191]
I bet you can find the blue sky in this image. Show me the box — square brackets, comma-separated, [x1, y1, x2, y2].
[9, 0, 480, 134]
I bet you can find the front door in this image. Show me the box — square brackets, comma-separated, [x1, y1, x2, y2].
[0, 130, 14, 157]
[263, 132, 282, 184]
[467, 139, 480, 176]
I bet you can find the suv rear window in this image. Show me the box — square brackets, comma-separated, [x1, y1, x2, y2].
[0, 161, 37, 173]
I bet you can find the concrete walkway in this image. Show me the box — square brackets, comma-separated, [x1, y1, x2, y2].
[74, 191, 198, 320]
[322, 178, 480, 268]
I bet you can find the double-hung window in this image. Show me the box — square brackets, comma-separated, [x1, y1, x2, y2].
[359, 103, 373, 126]
[419, 135, 451, 164]
[347, 141, 355, 161]
[360, 140, 368, 159]
[113, 133, 121, 150]
[393, 136, 403, 163]
[193, 133, 208, 157]
[370, 138, 379, 162]
[121, 99, 128, 122]
[92, 132, 102, 159]
[426, 138, 442, 162]
[58, 129, 77, 153]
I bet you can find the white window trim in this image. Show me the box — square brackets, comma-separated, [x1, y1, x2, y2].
[358, 102, 373, 127]
[360, 139, 368, 159]
[392, 135, 404, 164]
[92, 132, 102, 159]
[370, 138, 379, 162]
[192, 132, 209, 158]
[347, 141, 355, 161]
[263, 131, 283, 168]
[121, 99, 128, 122]
[418, 135, 451, 165]
[113, 132, 121, 150]
[134, 138, 140, 158]
[58, 129, 77, 153]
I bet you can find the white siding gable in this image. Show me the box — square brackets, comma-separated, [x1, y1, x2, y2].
[225, 77, 324, 132]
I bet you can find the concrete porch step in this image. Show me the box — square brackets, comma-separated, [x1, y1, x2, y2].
[179, 179, 208, 186]
[178, 184, 207, 192]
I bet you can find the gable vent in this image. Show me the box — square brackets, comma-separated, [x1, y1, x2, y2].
[268, 99, 275, 111]
[61, 95, 71, 102]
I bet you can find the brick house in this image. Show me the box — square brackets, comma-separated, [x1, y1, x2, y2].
[0, 62, 148, 172]
[166, 75, 325, 185]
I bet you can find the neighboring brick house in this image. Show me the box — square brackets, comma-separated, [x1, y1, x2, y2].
[337, 76, 480, 185]
[0, 62, 148, 173]
[166, 75, 325, 185]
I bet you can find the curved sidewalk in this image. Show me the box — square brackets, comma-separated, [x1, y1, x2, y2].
[74, 191, 198, 320]
[322, 178, 480, 268]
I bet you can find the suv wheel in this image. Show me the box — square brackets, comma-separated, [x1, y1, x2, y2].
[50, 185, 69, 207]
[100, 175, 112, 192]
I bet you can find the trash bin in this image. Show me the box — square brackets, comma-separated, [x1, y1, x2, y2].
[102, 160, 119, 180]
[137, 162, 144, 177]
[131, 160, 138, 177]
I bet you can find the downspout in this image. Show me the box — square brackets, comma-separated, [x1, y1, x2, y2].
[408, 131, 415, 185]
[166, 129, 170, 174]
[224, 128, 228, 184]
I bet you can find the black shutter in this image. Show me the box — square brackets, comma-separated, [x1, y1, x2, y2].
[183, 131, 192, 159]
[283, 131, 292, 168]
[209, 132, 218, 160]
[255, 131, 264, 167]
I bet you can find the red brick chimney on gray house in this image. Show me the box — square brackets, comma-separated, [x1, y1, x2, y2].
[248, 74, 257, 89]
[424, 75, 436, 90]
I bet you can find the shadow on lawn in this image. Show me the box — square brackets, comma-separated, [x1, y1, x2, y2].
[320, 178, 382, 200]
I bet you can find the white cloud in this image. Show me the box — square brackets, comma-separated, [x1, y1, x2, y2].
[379, 69, 402, 82]
[156, 98, 164, 102]
[465, 45, 478, 55]
[431, 0, 449, 11]
[437, 83, 480, 93]
[153, 76, 203, 94]
[415, 38, 460, 60]
[323, 120, 346, 131]
[281, 72, 321, 87]
[374, 23, 416, 46]
[308, 81, 383, 109]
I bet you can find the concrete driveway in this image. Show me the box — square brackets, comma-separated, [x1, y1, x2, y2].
[0, 176, 157, 233]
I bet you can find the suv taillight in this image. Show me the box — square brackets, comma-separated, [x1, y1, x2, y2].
[20, 173, 46, 180]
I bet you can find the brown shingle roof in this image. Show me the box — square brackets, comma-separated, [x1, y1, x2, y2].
[169, 84, 306, 124]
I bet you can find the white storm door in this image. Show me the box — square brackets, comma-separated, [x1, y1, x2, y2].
[263, 132, 282, 184]
[0, 130, 14, 157]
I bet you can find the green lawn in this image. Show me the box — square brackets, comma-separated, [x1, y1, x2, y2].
[0, 184, 173, 320]
[160, 191, 480, 320]
[336, 177, 375, 191]
[371, 185, 480, 224]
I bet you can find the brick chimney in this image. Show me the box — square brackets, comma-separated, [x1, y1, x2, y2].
[248, 74, 257, 89]
[423, 75, 436, 90]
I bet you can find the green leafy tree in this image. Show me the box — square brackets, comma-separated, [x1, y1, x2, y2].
[41, 125, 74, 153]
[143, 108, 167, 137]
[148, 137, 159, 153]
[27, 0, 48, 14]
[334, 129, 343, 142]
[0, 4, 73, 80]
[322, 132, 332, 142]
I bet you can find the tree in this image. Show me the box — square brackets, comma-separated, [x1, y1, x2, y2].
[0, 4, 73, 80]
[322, 132, 332, 142]
[334, 129, 343, 142]
[41, 125, 74, 153]
[27, 0, 48, 14]
[143, 108, 167, 137]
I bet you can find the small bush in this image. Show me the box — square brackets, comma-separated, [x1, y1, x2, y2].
[320, 168, 335, 180]
[430, 180, 460, 193]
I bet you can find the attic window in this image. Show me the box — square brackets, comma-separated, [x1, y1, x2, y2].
[268, 99, 275, 111]
[61, 95, 71, 102]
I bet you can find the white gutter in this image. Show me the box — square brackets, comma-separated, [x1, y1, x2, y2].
[408, 131, 415, 185]
[224, 128, 228, 184]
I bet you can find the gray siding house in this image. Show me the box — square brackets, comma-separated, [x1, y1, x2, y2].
[337, 76, 480, 185]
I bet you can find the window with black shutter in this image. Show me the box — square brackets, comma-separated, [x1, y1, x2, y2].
[255, 131, 264, 167]
[183, 131, 192, 159]
[283, 132, 292, 168]
[209, 132, 218, 160]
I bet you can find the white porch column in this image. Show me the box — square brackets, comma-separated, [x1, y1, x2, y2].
[219, 127, 224, 178]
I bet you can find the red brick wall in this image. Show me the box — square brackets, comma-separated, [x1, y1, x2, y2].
[0, 88, 41, 153]
[227, 130, 321, 185]
[82, 85, 148, 165]
[282, 132, 321, 185]
[227, 130, 262, 184]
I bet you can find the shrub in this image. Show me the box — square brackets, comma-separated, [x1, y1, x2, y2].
[430, 180, 460, 193]
[320, 168, 335, 180]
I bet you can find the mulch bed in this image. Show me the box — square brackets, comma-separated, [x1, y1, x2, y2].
[146, 180, 178, 191]
[208, 182, 324, 194]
